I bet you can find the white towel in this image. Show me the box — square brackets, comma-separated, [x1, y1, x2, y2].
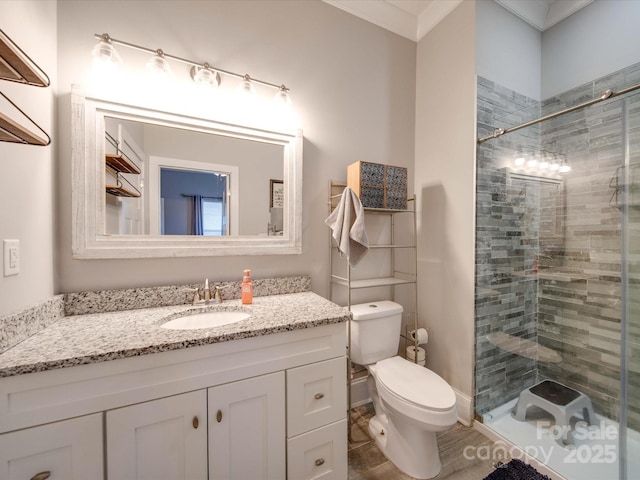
[325, 187, 369, 267]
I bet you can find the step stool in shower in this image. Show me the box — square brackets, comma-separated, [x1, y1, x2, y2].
[512, 380, 596, 445]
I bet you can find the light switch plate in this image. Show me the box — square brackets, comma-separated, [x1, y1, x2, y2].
[3, 239, 19, 276]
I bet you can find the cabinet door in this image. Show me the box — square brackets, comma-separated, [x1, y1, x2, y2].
[106, 390, 207, 480]
[0, 413, 103, 480]
[208, 372, 285, 480]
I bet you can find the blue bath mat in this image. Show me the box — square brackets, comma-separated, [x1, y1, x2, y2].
[483, 459, 552, 480]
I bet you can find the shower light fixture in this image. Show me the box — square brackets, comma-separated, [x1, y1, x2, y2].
[512, 149, 571, 176]
[91, 33, 292, 105]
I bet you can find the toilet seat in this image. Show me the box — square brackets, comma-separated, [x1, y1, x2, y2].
[373, 356, 457, 427]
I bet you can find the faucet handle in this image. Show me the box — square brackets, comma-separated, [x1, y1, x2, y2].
[213, 285, 224, 304]
[183, 287, 201, 305]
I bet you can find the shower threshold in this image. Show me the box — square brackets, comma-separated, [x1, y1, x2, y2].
[479, 398, 640, 480]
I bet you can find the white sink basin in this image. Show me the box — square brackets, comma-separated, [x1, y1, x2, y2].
[161, 311, 251, 330]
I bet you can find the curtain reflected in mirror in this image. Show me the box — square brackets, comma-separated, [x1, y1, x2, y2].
[160, 168, 229, 235]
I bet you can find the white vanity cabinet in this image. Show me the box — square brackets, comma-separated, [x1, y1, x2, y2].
[106, 390, 208, 480]
[0, 322, 347, 480]
[0, 413, 103, 480]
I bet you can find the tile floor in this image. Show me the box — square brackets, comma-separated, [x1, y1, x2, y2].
[348, 404, 504, 480]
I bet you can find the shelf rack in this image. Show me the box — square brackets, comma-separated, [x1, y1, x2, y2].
[0, 29, 51, 146]
[105, 131, 141, 198]
[328, 181, 419, 421]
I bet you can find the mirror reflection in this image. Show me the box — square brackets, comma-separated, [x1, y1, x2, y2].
[104, 117, 283, 237]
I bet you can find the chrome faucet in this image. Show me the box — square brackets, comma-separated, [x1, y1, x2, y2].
[203, 278, 212, 302]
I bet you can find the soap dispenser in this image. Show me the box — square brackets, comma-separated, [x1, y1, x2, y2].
[241, 269, 253, 305]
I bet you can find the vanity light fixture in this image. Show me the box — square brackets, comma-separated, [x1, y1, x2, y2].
[91, 34, 122, 71]
[236, 74, 256, 96]
[145, 49, 172, 77]
[274, 84, 292, 105]
[91, 33, 292, 105]
[190, 63, 221, 88]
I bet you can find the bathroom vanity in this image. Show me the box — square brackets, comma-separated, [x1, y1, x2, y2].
[0, 291, 349, 480]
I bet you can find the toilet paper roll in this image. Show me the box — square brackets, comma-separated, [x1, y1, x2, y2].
[409, 328, 429, 345]
[406, 346, 426, 366]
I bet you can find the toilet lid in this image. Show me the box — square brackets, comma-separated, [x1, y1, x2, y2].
[375, 356, 456, 412]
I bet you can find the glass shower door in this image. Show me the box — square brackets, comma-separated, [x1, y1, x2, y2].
[621, 89, 640, 480]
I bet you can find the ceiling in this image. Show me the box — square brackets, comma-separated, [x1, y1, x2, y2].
[323, 0, 594, 42]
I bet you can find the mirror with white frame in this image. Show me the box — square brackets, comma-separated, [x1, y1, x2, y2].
[71, 88, 303, 258]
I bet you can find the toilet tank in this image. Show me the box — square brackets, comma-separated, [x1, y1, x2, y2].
[349, 301, 403, 365]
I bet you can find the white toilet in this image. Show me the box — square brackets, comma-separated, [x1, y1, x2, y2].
[350, 301, 457, 480]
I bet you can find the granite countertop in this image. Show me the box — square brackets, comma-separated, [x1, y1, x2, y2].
[0, 292, 350, 378]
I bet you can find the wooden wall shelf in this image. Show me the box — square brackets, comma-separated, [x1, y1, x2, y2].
[0, 29, 51, 147]
[106, 153, 141, 174]
[106, 183, 141, 198]
[0, 29, 49, 87]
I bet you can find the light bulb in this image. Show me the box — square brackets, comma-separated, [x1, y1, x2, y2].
[539, 161, 549, 170]
[191, 64, 220, 88]
[274, 85, 292, 106]
[527, 159, 538, 168]
[91, 35, 121, 75]
[549, 163, 560, 171]
[237, 74, 256, 96]
[146, 50, 172, 77]
[514, 156, 526, 167]
[559, 164, 571, 173]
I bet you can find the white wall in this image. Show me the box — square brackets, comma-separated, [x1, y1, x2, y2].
[542, 0, 640, 98]
[55, 0, 416, 294]
[476, 0, 542, 101]
[0, 1, 57, 316]
[415, 1, 476, 423]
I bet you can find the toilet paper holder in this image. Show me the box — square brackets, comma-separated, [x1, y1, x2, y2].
[409, 328, 429, 345]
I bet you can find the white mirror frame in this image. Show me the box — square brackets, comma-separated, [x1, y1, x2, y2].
[71, 88, 303, 259]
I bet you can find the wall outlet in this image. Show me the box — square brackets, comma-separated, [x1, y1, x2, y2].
[3, 239, 20, 277]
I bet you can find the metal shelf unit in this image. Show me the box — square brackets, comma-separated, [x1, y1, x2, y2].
[328, 181, 419, 414]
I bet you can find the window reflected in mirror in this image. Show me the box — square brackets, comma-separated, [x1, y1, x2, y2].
[160, 168, 229, 236]
[103, 116, 282, 237]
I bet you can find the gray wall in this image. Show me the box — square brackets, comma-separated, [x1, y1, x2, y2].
[55, 0, 416, 294]
[475, 0, 542, 101]
[415, 1, 476, 423]
[0, 1, 57, 316]
[542, 0, 640, 98]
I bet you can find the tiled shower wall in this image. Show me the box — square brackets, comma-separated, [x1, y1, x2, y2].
[475, 63, 640, 430]
[475, 76, 541, 415]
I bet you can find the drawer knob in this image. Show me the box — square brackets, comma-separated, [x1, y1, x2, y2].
[31, 473, 51, 480]
[192, 416, 199, 429]
[217, 409, 223, 423]
[315, 458, 325, 467]
[314, 393, 325, 400]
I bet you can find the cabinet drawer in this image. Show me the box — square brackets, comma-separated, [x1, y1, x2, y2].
[287, 419, 347, 480]
[287, 357, 346, 437]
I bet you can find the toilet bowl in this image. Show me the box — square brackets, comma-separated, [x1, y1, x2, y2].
[350, 301, 457, 480]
